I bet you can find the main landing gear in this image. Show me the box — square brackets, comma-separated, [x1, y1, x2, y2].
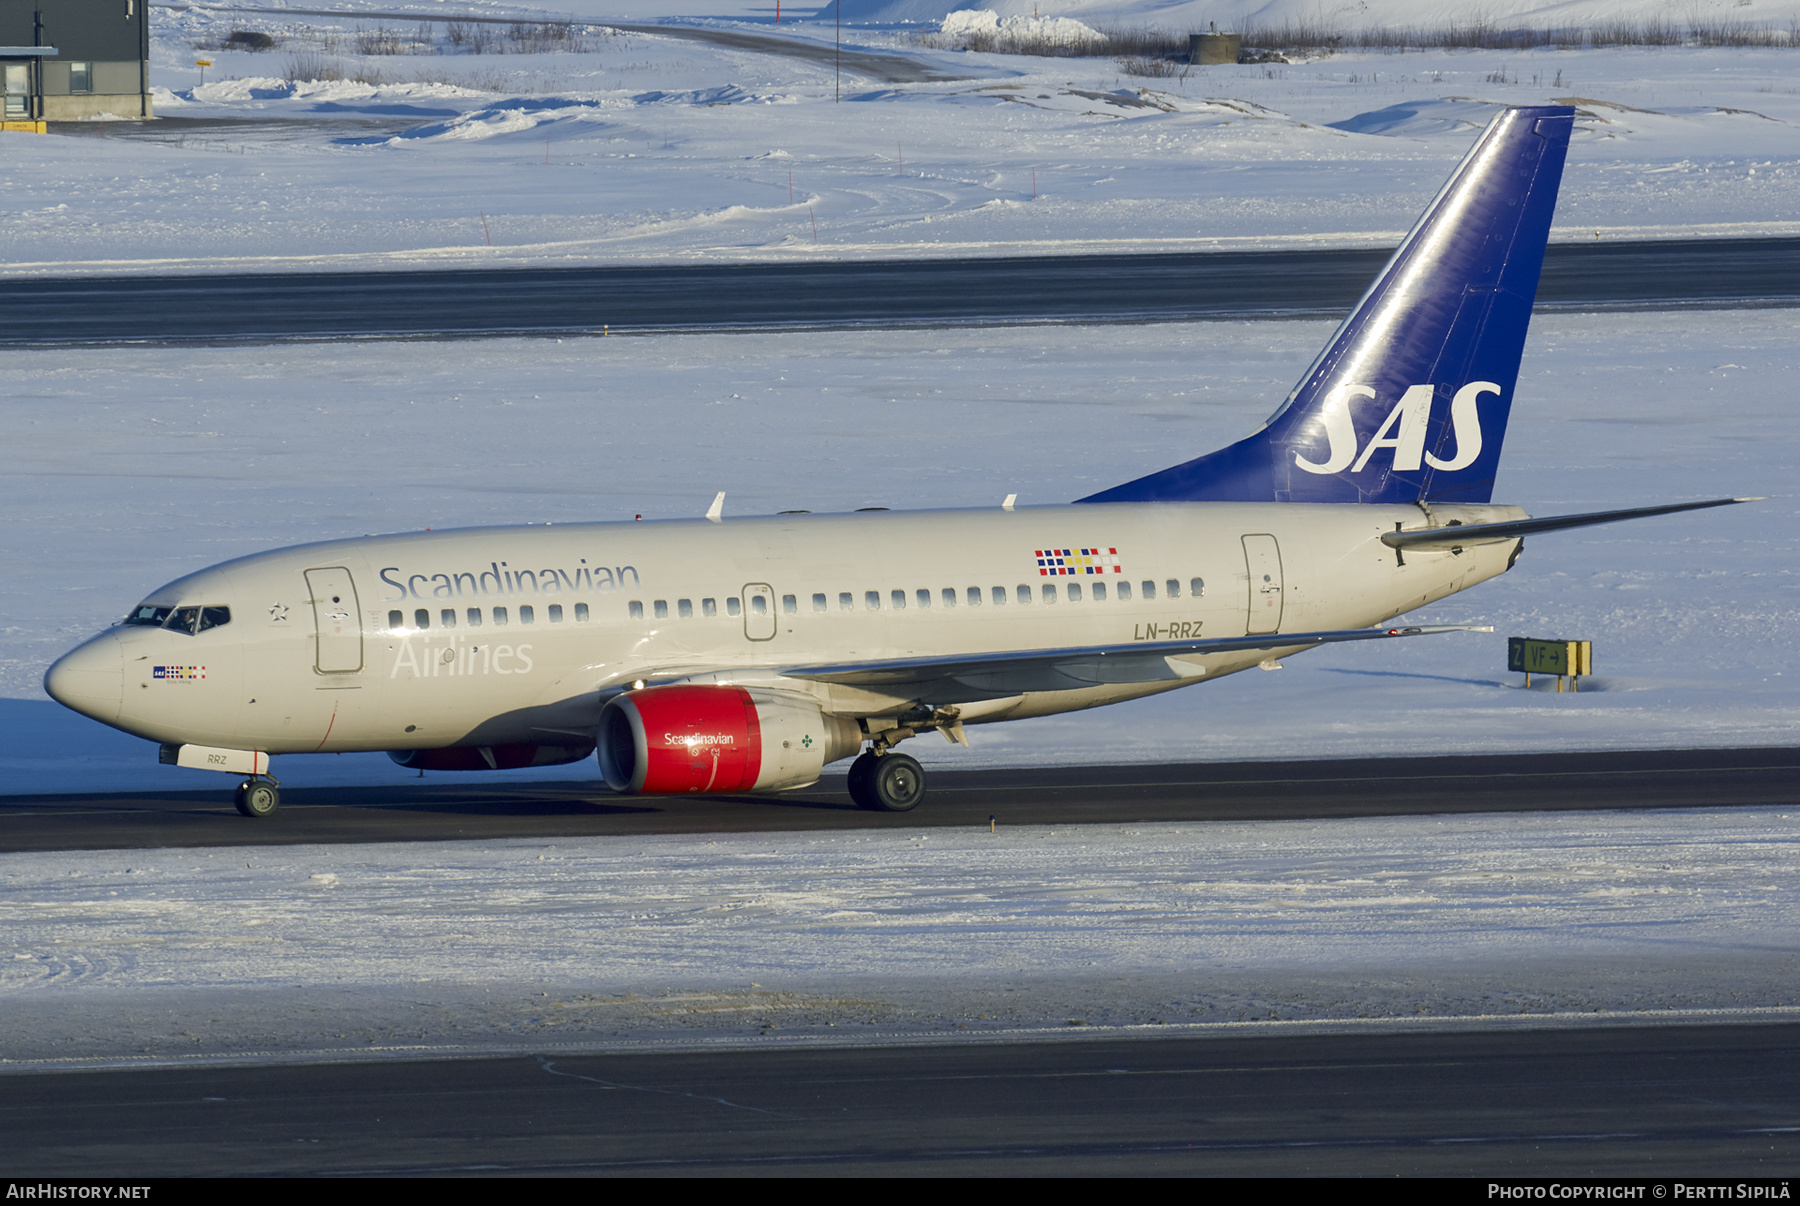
[846, 750, 926, 812]
[234, 776, 281, 818]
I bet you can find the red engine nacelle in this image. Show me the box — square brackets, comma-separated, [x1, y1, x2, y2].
[387, 743, 595, 772]
[596, 684, 860, 795]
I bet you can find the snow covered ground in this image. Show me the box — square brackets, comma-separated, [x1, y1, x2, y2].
[4, 308, 1795, 795]
[4, 8, 1796, 274]
[4, 807, 1797, 1066]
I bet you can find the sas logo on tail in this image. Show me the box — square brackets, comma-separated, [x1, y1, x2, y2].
[1294, 381, 1499, 476]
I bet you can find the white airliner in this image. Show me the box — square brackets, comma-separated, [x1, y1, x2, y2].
[45, 106, 1747, 817]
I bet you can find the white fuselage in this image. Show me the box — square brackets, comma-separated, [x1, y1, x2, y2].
[47, 500, 1524, 760]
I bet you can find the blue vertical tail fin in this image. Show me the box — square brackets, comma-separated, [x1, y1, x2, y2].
[1079, 105, 1575, 506]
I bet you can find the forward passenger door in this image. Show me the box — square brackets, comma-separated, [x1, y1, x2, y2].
[304, 567, 363, 672]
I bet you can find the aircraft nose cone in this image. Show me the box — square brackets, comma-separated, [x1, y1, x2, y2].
[44, 634, 123, 725]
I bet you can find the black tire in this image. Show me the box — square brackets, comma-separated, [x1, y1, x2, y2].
[846, 751, 880, 810]
[869, 751, 925, 813]
[235, 780, 280, 818]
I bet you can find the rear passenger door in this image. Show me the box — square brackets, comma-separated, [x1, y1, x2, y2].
[1241, 535, 1284, 635]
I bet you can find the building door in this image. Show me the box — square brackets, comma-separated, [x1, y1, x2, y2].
[1242, 535, 1284, 635]
[305, 567, 363, 672]
[2, 64, 29, 118]
[741, 583, 776, 641]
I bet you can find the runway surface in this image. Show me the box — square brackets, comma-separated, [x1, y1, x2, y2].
[6, 238, 1797, 346]
[5, 1022, 1797, 1175]
[4, 746, 1794, 853]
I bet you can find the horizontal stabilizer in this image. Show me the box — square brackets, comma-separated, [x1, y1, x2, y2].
[783, 625, 1491, 701]
[1382, 497, 1757, 551]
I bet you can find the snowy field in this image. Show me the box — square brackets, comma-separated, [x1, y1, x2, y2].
[4, 7, 1797, 274]
[4, 308, 1796, 795]
[4, 807, 1797, 1066]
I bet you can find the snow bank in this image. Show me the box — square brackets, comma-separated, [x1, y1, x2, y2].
[826, 0, 1800, 33]
[939, 9, 1107, 48]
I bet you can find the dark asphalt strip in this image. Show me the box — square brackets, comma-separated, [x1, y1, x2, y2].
[3, 746, 1793, 853]
[5, 237, 1795, 347]
[5, 1024, 1797, 1176]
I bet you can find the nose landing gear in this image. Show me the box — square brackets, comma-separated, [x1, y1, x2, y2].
[234, 776, 281, 818]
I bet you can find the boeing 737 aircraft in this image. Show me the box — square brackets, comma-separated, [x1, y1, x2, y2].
[45, 106, 1747, 817]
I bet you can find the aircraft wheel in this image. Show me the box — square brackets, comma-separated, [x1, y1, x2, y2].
[235, 780, 280, 818]
[846, 751, 880, 810]
[869, 751, 925, 813]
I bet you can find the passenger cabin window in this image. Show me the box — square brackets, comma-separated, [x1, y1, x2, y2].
[751, 595, 767, 615]
[942, 588, 957, 608]
[628, 601, 644, 620]
[520, 605, 535, 625]
[466, 608, 481, 627]
[1167, 579, 1181, 598]
[782, 594, 798, 614]
[968, 587, 982, 607]
[890, 590, 906, 610]
[1016, 585, 1031, 605]
[1041, 584, 1056, 604]
[678, 599, 693, 619]
[1141, 581, 1156, 599]
[548, 604, 564, 623]
[1093, 582, 1107, 601]
[727, 598, 741, 617]
[865, 591, 880, 611]
[442, 609, 458, 629]
[654, 600, 668, 619]
[415, 608, 431, 629]
[813, 593, 828, 613]
[1118, 581, 1132, 600]
[703, 598, 718, 617]
[917, 589, 931, 609]
[992, 586, 1006, 606]
[493, 607, 508, 626]
[839, 592, 854, 611]
[575, 603, 590, 622]
[1191, 578, 1206, 597]
[1067, 583, 1081, 602]
[389, 610, 404, 629]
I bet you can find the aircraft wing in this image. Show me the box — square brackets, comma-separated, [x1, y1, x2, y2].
[780, 624, 1491, 698]
[1382, 497, 1756, 552]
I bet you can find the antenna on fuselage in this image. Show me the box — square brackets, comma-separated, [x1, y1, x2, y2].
[705, 492, 725, 523]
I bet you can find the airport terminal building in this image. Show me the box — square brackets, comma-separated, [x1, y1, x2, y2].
[1, 0, 152, 125]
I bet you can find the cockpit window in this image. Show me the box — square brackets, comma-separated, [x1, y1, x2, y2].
[122, 604, 230, 634]
[125, 605, 175, 627]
